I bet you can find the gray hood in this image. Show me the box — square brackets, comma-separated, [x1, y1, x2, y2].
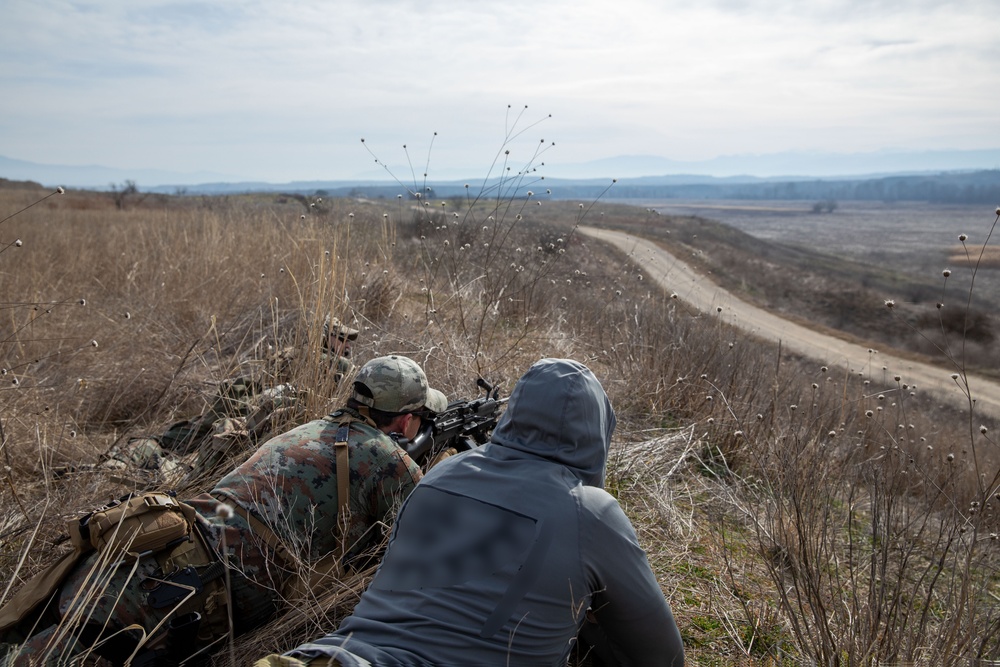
[490, 358, 616, 488]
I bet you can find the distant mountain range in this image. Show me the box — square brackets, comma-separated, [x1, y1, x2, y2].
[1, 150, 998, 203]
[0, 155, 234, 191]
[546, 148, 1000, 180]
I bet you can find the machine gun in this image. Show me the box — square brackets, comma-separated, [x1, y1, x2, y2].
[403, 378, 507, 465]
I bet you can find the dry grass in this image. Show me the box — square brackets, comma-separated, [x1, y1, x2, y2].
[2, 183, 999, 664]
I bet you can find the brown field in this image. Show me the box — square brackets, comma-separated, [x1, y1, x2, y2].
[949, 244, 1000, 268]
[2, 184, 999, 664]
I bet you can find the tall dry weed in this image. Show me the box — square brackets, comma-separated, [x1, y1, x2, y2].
[3, 171, 999, 664]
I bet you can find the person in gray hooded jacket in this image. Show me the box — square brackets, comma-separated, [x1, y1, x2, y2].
[256, 357, 684, 667]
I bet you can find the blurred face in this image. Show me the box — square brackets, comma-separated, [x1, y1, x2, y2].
[328, 333, 353, 358]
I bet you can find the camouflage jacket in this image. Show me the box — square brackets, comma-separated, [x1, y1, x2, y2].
[211, 407, 422, 565]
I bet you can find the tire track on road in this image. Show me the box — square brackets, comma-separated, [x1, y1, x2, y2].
[579, 226, 1000, 420]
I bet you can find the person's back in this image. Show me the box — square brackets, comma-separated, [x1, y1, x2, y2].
[279, 358, 684, 667]
[211, 406, 420, 563]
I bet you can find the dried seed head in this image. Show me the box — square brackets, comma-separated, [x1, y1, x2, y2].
[942, 269, 951, 277]
[981, 425, 989, 435]
[57, 186, 65, 194]
[90, 340, 99, 348]
[215, 503, 235, 520]
[78, 299, 86, 306]
[959, 233, 968, 241]
[947, 453, 955, 462]
[884, 299, 895, 309]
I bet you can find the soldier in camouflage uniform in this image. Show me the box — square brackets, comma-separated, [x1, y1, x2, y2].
[0, 355, 446, 666]
[100, 317, 362, 484]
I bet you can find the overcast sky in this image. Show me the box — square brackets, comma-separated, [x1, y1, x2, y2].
[2, 0, 997, 182]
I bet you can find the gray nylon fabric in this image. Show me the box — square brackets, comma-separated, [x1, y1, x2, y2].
[285, 358, 684, 667]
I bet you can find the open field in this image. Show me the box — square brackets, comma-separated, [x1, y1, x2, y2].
[630, 199, 990, 265]
[601, 199, 1000, 381]
[2, 184, 999, 664]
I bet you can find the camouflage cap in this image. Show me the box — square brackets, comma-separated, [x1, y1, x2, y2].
[323, 314, 360, 341]
[352, 355, 445, 414]
[424, 387, 449, 415]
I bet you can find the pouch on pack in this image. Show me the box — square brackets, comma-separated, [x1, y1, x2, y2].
[68, 492, 197, 557]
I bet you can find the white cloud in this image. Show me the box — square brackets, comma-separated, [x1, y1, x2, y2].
[0, 0, 997, 180]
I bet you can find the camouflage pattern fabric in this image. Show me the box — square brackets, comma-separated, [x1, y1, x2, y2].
[352, 355, 437, 413]
[1, 407, 422, 665]
[212, 406, 423, 563]
[102, 351, 350, 483]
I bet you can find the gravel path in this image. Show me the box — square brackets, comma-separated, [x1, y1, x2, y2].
[579, 226, 1000, 420]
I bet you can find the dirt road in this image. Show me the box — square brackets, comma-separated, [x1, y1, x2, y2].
[579, 226, 1000, 420]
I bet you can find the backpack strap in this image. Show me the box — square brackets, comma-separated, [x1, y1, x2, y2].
[0, 548, 83, 635]
[334, 424, 350, 520]
[278, 413, 361, 600]
[328, 410, 365, 520]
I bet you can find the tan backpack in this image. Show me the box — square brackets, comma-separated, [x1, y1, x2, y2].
[0, 492, 199, 636]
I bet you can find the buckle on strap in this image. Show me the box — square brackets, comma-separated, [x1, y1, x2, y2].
[143, 493, 180, 509]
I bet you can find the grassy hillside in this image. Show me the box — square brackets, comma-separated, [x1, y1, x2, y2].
[2, 185, 999, 664]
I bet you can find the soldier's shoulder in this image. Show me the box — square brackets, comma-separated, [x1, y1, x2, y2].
[260, 418, 331, 445]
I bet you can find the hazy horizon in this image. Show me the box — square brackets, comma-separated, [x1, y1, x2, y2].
[2, 0, 998, 185]
[2, 147, 999, 191]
